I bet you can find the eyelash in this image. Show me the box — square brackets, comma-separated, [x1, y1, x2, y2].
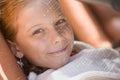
[32, 28, 44, 35]
[55, 18, 66, 26]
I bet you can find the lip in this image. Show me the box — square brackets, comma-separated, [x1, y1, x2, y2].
[49, 45, 68, 54]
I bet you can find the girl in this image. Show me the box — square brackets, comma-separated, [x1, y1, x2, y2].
[1, 0, 120, 80]
[1, 0, 74, 78]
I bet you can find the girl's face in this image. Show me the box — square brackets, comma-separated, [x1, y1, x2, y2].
[15, 0, 74, 69]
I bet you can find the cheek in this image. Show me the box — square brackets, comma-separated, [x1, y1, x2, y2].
[66, 32, 74, 42]
[64, 26, 74, 40]
[17, 37, 47, 58]
[20, 41, 49, 65]
[26, 42, 47, 55]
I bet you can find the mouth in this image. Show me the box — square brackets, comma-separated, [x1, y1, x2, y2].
[49, 45, 68, 55]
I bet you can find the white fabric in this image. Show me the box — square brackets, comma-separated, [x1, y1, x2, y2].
[28, 41, 120, 80]
[28, 72, 37, 80]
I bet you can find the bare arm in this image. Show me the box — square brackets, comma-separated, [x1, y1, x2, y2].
[0, 31, 27, 80]
[59, 0, 112, 48]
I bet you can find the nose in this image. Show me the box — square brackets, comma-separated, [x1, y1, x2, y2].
[49, 30, 63, 45]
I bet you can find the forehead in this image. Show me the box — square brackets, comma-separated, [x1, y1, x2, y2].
[18, 0, 63, 19]
[27, 0, 61, 13]
[16, 0, 63, 30]
[17, 0, 63, 22]
[40, 0, 59, 7]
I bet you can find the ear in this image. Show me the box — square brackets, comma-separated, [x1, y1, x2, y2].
[7, 40, 24, 58]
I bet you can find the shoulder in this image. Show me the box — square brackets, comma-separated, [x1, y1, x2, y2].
[73, 41, 94, 50]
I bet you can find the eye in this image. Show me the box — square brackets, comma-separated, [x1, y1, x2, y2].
[32, 28, 44, 35]
[55, 19, 66, 26]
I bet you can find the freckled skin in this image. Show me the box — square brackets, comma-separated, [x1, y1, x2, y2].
[14, 0, 74, 69]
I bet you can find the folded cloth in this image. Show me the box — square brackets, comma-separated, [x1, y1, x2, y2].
[30, 41, 120, 80]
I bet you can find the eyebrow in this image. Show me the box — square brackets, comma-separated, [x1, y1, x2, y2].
[27, 24, 42, 33]
[27, 9, 64, 33]
[27, 13, 64, 31]
[58, 11, 64, 16]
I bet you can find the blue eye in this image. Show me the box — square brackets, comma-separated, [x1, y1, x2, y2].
[33, 28, 44, 35]
[55, 19, 66, 26]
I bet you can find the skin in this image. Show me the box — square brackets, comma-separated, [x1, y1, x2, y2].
[104, 17, 120, 41]
[13, 0, 74, 69]
[58, 0, 112, 48]
[92, 5, 120, 42]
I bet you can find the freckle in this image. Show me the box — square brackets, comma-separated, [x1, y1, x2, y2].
[46, 10, 49, 13]
[43, 14, 46, 17]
